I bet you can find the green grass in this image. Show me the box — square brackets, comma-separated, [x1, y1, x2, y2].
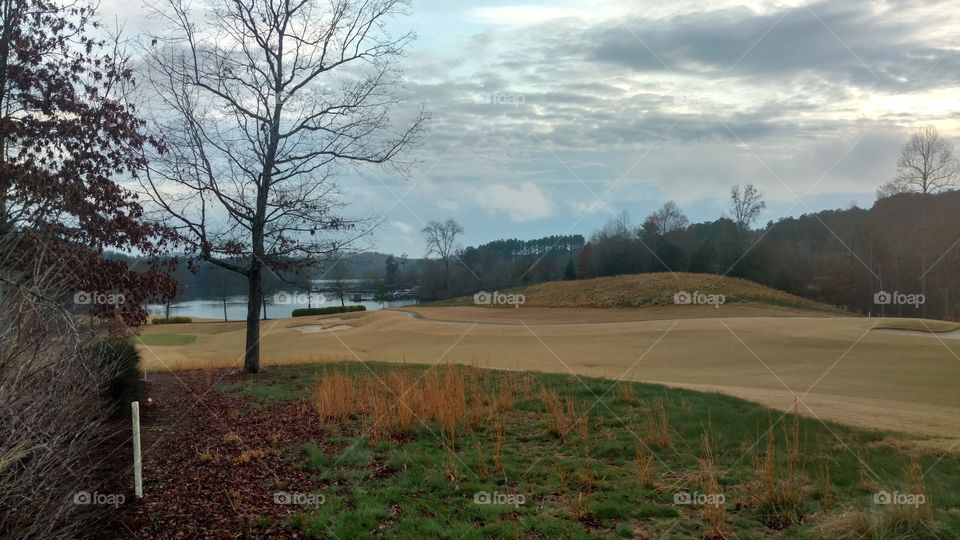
[220, 363, 960, 539]
[133, 334, 197, 346]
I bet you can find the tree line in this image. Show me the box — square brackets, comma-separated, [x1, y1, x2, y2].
[417, 127, 960, 320]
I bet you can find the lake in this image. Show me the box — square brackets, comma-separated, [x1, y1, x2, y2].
[147, 294, 417, 321]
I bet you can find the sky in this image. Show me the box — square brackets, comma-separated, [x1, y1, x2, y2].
[104, 0, 960, 255]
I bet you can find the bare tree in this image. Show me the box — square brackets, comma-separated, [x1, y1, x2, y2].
[645, 201, 689, 236]
[729, 183, 766, 251]
[329, 255, 350, 307]
[891, 125, 959, 195]
[730, 183, 766, 233]
[421, 219, 463, 292]
[140, 0, 428, 372]
[875, 178, 911, 200]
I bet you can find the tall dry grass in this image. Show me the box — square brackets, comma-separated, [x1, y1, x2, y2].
[751, 413, 806, 525]
[642, 397, 672, 449]
[700, 433, 727, 539]
[313, 365, 521, 449]
[539, 387, 589, 445]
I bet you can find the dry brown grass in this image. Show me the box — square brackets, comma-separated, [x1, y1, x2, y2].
[311, 365, 525, 449]
[818, 495, 937, 540]
[906, 458, 932, 522]
[457, 272, 837, 311]
[314, 370, 358, 423]
[556, 463, 591, 520]
[540, 387, 564, 437]
[474, 441, 490, 480]
[700, 433, 727, 540]
[538, 387, 589, 444]
[817, 459, 833, 512]
[635, 446, 655, 488]
[235, 448, 267, 465]
[752, 413, 806, 525]
[616, 381, 638, 404]
[642, 397, 672, 449]
[873, 318, 960, 333]
[492, 414, 506, 472]
[196, 447, 221, 464]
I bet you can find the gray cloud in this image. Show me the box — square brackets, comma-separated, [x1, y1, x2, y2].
[585, 1, 960, 91]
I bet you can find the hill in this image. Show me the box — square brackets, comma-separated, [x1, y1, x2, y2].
[439, 272, 843, 312]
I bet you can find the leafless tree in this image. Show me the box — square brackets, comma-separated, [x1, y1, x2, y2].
[140, 0, 428, 372]
[329, 255, 350, 307]
[730, 183, 765, 233]
[730, 183, 766, 253]
[891, 125, 959, 195]
[645, 201, 689, 236]
[875, 178, 911, 200]
[421, 219, 463, 291]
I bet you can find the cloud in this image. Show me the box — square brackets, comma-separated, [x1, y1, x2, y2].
[570, 200, 611, 216]
[437, 199, 461, 212]
[390, 220, 413, 234]
[101, 0, 960, 252]
[584, 1, 960, 91]
[475, 182, 555, 221]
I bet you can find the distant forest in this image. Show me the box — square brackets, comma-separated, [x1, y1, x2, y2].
[144, 190, 960, 321]
[572, 191, 960, 320]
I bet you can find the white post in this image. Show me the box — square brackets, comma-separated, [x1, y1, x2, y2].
[131, 401, 143, 498]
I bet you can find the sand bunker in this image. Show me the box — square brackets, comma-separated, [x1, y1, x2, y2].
[293, 324, 353, 334]
[875, 328, 960, 340]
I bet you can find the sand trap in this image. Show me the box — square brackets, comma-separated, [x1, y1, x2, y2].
[293, 324, 353, 334]
[875, 328, 960, 340]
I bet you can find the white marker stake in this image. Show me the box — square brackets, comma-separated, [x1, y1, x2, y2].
[131, 401, 143, 498]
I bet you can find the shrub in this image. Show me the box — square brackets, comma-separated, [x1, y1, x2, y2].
[101, 338, 143, 410]
[292, 305, 366, 317]
[152, 316, 193, 324]
[1, 269, 135, 537]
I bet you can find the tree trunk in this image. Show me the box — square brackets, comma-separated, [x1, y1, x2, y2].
[244, 261, 262, 373]
[443, 258, 450, 296]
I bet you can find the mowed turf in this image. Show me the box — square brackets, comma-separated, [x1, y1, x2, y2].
[134, 333, 197, 346]
[136, 304, 960, 449]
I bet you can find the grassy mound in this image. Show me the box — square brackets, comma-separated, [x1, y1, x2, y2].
[440, 272, 840, 312]
[872, 319, 960, 333]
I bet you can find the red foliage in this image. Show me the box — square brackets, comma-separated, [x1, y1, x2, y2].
[0, 0, 177, 325]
